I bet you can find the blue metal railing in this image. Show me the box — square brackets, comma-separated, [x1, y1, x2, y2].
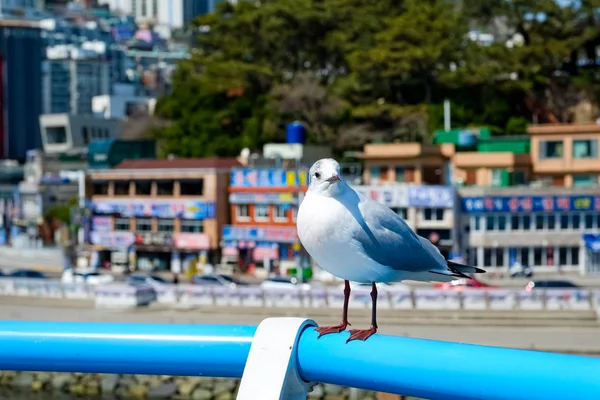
[0, 320, 599, 400]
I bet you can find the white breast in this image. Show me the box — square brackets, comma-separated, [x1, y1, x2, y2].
[297, 192, 404, 283]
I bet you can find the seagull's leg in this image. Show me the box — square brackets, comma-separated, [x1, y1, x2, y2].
[316, 279, 351, 337]
[346, 282, 378, 342]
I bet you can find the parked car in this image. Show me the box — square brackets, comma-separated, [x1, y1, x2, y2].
[434, 278, 497, 291]
[525, 280, 580, 292]
[126, 274, 170, 287]
[8, 269, 46, 279]
[260, 276, 311, 291]
[192, 274, 246, 288]
[61, 269, 114, 285]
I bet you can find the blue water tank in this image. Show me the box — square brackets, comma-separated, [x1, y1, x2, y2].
[457, 130, 477, 146]
[286, 121, 306, 144]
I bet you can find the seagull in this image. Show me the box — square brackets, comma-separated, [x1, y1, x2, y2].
[297, 158, 485, 342]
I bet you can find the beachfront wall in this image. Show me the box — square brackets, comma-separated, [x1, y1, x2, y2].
[0, 319, 598, 400]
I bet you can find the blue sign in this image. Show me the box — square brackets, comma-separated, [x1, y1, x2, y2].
[229, 192, 299, 205]
[93, 200, 216, 219]
[222, 225, 298, 243]
[461, 195, 600, 214]
[407, 186, 454, 208]
[584, 234, 600, 252]
[230, 168, 308, 188]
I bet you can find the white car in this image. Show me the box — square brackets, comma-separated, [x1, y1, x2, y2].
[61, 269, 115, 286]
[260, 276, 311, 291]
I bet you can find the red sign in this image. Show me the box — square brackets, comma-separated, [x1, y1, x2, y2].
[173, 233, 211, 250]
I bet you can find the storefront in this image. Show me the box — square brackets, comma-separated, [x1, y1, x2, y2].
[89, 230, 136, 271]
[133, 232, 175, 272]
[221, 225, 306, 271]
[172, 232, 212, 276]
[460, 192, 600, 273]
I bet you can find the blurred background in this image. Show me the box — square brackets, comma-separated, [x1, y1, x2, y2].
[0, 0, 599, 399]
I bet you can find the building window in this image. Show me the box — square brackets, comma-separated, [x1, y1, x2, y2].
[46, 126, 67, 144]
[468, 247, 478, 267]
[156, 180, 174, 196]
[181, 219, 203, 233]
[395, 167, 405, 182]
[157, 219, 174, 233]
[570, 247, 580, 266]
[82, 127, 90, 145]
[539, 140, 564, 159]
[533, 247, 544, 266]
[535, 214, 545, 230]
[585, 214, 595, 229]
[254, 205, 269, 221]
[180, 180, 204, 196]
[547, 214, 556, 230]
[369, 167, 380, 182]
[491, 169, 504, 187]
[472, 216, 481, 231]
[114, 218, 130, 231]
[236, 205, 250, 220]
[135, 181, 152, 195]
[559, 214, 569, 230]
[522, 215, 531, 230]
[497, 215, 507, 230]
[423, 208, 444, 221]
[92, 181, 109, 195]
[273, 205, 288, 221]
[136, 218, 152, 232]
[573, 139, 598, 159]
[485, 215, 494, 231]
[113, 181, 130, 195]
[291, 207, 298, 222]
[392, 207, 408, 220]
[573, 175, 597, 188]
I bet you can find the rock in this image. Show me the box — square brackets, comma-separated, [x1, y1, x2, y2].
[85, 379, 101, 396]
[323, 384, 343, 395]
[69, 382, 86, 396]
[148, 381, 178, 398]
[178, 380, 199, 397]
[191, 387, 212, 400]
[12, 372, 34, 389]
[51, 374, 73, 391]
[212, 381, 235, 396]
[324, 395, 347, 400]
[31, 380, 44, 392]
[100, 374, 120, 394]
[309, 384, 325, 398]
[129, 384, 149, 399]
[35, 372, 52, 384]
[0, 371, 16, 386]
[214, 391, 234, 400]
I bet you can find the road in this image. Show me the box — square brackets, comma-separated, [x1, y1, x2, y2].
[0, 297, 599, 355]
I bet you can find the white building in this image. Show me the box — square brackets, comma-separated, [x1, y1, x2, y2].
[97, 0, 226, 29]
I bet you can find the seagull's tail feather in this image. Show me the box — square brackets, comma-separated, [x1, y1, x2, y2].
[447, 260, 486, 276]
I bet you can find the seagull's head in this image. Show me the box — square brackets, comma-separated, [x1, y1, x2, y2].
[308, 158, 346, 197]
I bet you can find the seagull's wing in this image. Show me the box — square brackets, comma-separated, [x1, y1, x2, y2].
[350, 195, 434, 273]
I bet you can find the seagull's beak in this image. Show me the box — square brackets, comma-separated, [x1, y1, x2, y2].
[326, 174, 341, 183]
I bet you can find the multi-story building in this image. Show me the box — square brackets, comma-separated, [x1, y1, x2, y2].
[0, 17, 45, 161]
[358, 144, 459, 258]
[98, 0, 227, 29]
[87, 158, 239, 272]
[456, 123, 600, 274]
[43, 46, 111, 115]
[222, 167, 309, 275]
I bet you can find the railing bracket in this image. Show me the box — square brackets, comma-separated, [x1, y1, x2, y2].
[236, 317, 317, 400]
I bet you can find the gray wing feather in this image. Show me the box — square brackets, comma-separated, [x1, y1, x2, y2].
[351, 196, 435, 272]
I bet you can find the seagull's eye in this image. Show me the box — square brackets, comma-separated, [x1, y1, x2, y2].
[314, 172, 321, 179]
